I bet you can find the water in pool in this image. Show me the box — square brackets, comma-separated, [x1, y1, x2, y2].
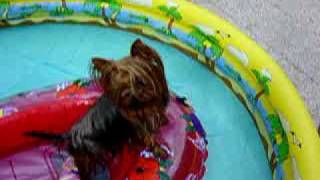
[0, 24, 271, 180]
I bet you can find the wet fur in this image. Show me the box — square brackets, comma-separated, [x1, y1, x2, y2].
[91, 39, 170, 146]
[25, 95, 134, 179]
[25, 39, 170, 179]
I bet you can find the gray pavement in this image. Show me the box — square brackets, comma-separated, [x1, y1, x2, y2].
[194, 0, 320, 126]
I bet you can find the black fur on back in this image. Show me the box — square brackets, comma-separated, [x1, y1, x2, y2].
[24, 94, 136, 179]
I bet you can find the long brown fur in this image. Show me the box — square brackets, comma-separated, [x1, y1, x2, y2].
[25, 39, 170, 180]
[91, 39, 170, 148]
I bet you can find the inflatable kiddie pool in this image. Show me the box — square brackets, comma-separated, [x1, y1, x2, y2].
[0, 0, 319, 180]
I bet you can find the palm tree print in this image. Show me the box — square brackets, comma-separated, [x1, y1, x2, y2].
[62, 0, 67, 8]
[252, 69, 271, 101]
[50, 0, 73, 16]
[0, 0, 10, 24]
[267, 114, 289, 163]
[190, 26, 223, 59]
[84, 0, 121, 24]
[158, 4, 182, 34]
[189, 25, 223, 71]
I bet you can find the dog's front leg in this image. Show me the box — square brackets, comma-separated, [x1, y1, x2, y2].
[73, 152, 95, 180]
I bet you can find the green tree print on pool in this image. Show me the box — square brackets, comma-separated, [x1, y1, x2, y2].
[252, 69, 271, 101]
[267, 114, 289, 163]
[62, 0, 67, 9]
[84, 0, 121, 24]
[0, 0, 9, 24]
[105, 0, 122, 24]
[158, 4, 182, 35]
[50, 0, 74, 16]
[189, 25, 223, 71]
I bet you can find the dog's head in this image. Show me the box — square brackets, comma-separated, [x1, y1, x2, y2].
[91, 39, 169, 142]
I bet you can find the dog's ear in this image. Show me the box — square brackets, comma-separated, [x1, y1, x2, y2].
[92, 57, 113, 72]
[130, 39, 161, 64]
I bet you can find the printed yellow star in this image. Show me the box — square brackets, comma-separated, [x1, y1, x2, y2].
[0, 109, 3, 118]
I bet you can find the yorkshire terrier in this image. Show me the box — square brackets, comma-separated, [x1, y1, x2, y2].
[91, 38, 169, 146]
[25, 39, 170, 180]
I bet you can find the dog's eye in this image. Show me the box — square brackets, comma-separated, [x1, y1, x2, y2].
[121, 89, 131, 98]
[135, 78, 146, 86]
[151, 60, 158, 67]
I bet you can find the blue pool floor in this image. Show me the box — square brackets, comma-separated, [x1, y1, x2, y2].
[0, 24, 271, 180]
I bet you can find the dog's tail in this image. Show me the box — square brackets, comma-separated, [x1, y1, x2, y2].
[24, 131, 69, 142]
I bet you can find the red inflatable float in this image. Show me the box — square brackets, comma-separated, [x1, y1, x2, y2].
[0, 79, 208, 180]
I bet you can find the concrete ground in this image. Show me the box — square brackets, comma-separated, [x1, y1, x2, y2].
[194, 0, 320, 127]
